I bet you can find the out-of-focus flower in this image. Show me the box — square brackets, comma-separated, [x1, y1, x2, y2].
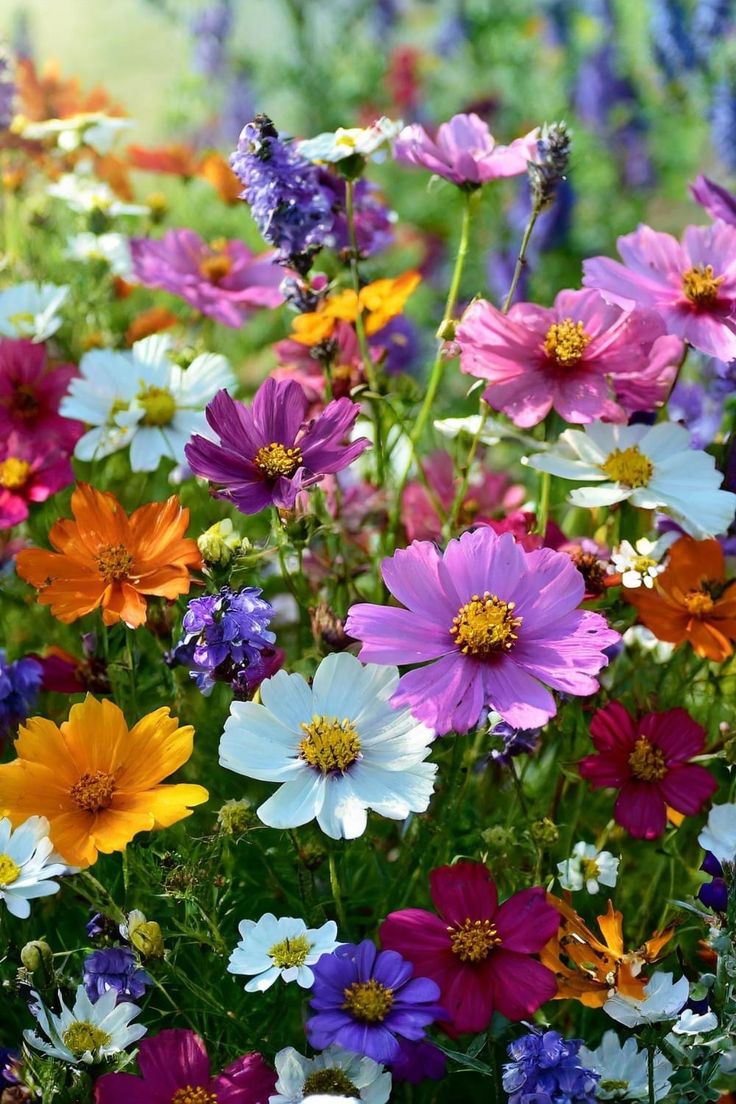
[604, 971, 688, 1026]
[127, 141, 200, 176]
[228, 914, 340, 992]
[25, 985, 145, 1064]
[711, 70, 736, 173]
[650, 0, 696, 79]
[0, 433, 74, 529]
[0, 338, 81, 449]
[298, 118, 402, 165]
[690, 173, 736, 224]
[65, 231, 132, 276]
[0, 47, 15, 129]
[0, 815, 72, 918]
[82, 947, 151, 1004]
[394, 113, 538, 187]
[125, 305, 179, 345]
[401, 450, 524, 541]
[579, 1032, 673, 1101]
[271, 1044, 391, 1104]
[16, 111, 131, 153]
[317, 173, 395, 258]
[47, 171, 148, 216]
[609, 537, 672, 589]
[502, 1028, 599, 1104]
[0, 651, 42, 739]
[0, 284, 69, 343]
[198, 150, 245, 203]
[557, 841, 619, 894]
[668, 376, 725, 449]
[189, 0, 232, 77]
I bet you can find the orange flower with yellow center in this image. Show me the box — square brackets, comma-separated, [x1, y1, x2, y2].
[0, 696, 208, 868]
[290, 270, 421, 346]
[16, 484, 202, 628]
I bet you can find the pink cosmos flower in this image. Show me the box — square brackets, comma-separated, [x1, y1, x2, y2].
[380, 861, 559, 1035]
[578, 702, 718, 840]
[0, 338, 82, 448]
[690, 175, 736, 226]
[582, 222, 736, 361]
[130, 228, 284, 328]
[0, 433, 74, 529]
[344, 527, 619, 735]
[456, 289, 683, 428]
[401, 450, 525, 541]
[394, 113, 539, 187]
[94, 1028, 275, 1103]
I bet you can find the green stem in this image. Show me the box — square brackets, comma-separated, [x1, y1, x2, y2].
[647, 1044, 655, 1104]
[125, 627, 139, 721]
[328, 849, 348, 933]
[536, 470, 551, 536]
[502, 208, 540, 314]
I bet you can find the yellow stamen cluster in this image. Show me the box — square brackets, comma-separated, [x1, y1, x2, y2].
[95, 542, 134, 582]
[449, 918, 502, 962]
[299, 715, 362, 774]
[543, 317, 591, 366]
[450, 593, 522, 657]
[683, 589, 715, 617]
[70, 770, 116, 813]
[171, 1088, 218, 1104]
[0, 457, 31, 490]
[582, 857, 601, 882]
[628, 736, 668, 782]
[61, 1021, 111, 1058]
[0, 853, 21, 885]
[682, 264, 723, 306]
[303, 1069, 360, 1098]
[342, 979, 394, 1023]
[199, 252, 233, 284]
[269, 933, 312, 969]
[254, 442, 303, 479]
[137, 384, 176, 427]
[601, 445, 653, 488]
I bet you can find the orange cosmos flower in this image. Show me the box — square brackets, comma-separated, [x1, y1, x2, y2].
[197, 152, 244, 203]
[125, 305, 179, 345]
[15, 58, 124, 122]
[291, 270, 421, 346]
[0, 696, 208, 867]
[628, 536, 736, 662]
[16, 484, 202, 628]
[127, 142, 200, 177]
[540, 894, 674, 1007]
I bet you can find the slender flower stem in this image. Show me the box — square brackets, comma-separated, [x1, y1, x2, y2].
[328, 849, 348, 933]
[502, 209, 539, 314]
[647, 1043, 655, 1104]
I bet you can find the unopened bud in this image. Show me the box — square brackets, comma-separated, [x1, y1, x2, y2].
[20, 940, 54, 989]
[530, 817, 560, 846]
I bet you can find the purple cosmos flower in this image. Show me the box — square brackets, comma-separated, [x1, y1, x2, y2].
[488, 719, 540, 766]
[306, 940, 445, 1065]
[0, 651, 42, 740]
[82, 947, 152, 1005]
[344, 528, 619, 736]
[185, 379, 370, 514]
[0, 47, 15, 130]
[691, 174, 736, 225]
[393, 113, 539, 188]
[189, 1, 232, 78]
[698, 852, 728, 912]
[502, 1028, 599, 1103]
[389, 1038, 446, 1084]
[129, 229, 284, 329]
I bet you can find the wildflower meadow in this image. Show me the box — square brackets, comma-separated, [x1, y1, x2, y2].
[2, 0, 736, 1101]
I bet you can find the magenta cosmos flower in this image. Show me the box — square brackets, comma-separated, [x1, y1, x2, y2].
[0, 338, 81, 449]
[130, 228, 284, 328]
[381, 861, 559, 1035]
[94, 1028, 275, 1103]
[583, 222, 736, 361]
[185, 378, 370, 514]
[578, 702, 718, 840]
[456, 289, 683, 428]
[0, 433, 74, 529]
[394, 113, 538, 187]
[690, 175, 736, 226]
[344, 527, 619, 735]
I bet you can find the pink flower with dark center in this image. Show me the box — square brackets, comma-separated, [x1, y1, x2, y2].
[344, 527, 619, 735]
[130, 228, 284, 328]
[0, 433, 74, 529]
[456, 289, 683, 428]
[94, 1028, 275, 1103]
[578, 702, 718, 840]
[394, 113, 539, 187]
[0, 338, 82, 448]
[380, 861, 559, 1035]
[582, 222, 736, 361]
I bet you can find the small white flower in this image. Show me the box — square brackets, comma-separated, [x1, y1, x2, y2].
[609, 535, 675, 589]
[298, 117, 402, 163]
[220, 651, 437, 839]
[556, 841, 619, 894]
[622, 625, 675, 663]
[18, 113, 133, 154]
[525, 420, 736, 539]
[60, 333, 235, 471]
[0, 282, 69, 342]
[48, 172, 149, 217]
[604, 971, 689, 1027]
[65, 232, 132, 277]
[672, 1008, 718, 1035]
[24, 985, 145, 1065]
[698, 802, 736, 865]
[579, 1031, 673, 1101]
[228, 914, 340, 993]
[271, 1044, 391, 1104]
[0, 816, 75, 919]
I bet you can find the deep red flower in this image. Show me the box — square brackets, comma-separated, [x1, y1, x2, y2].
[579, 702, 718, 840]
[379, 861, 559, 1035]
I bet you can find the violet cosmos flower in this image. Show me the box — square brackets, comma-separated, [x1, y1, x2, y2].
[344, 527, 619, 735]
[0, 432, 74, 529]
[306, 940, 445, 1065]
[690, 174, 736, 226]
[456, 288, 684, 428]
[393, 113, 539, 187]
[0, 650, 42, 739]
[185, 379, 370, 514]
[582, 221, 736, 361]
[94, 1027, 276, 1103]
[82, 947, 151, 1005]
[129, 229, 284, 329]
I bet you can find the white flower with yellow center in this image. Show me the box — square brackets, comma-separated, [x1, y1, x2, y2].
[272, 1044, 391, 1104]
[65, 232, 132, 277]
[557, 840, 619, 895]
[609, 536, 675, 589]
[24, 984, 145, 1065]
[228, 914, 340, 992]
[298, 117, 402, 164]
[525, 420, 736, 539]
[17, 112, 133, 154]
[219, 651, 437, 839]
[579, 1032, 673, 1101]
[47, 171, 148, 216]
[0, 816, 74, 918]
[0, 282, 69, 342]
[60, 333, 235, 471]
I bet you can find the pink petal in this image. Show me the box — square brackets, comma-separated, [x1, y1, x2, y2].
[488, 950, 558, 1020]
[429, 861, 498, 925]
[494, 887, 560, 952]
[614, 781, 667, 839]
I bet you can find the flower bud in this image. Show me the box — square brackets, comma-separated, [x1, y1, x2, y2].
[530, 817, 560, 846]
[197, 518, 245, 567]
[20, 940, 54, 989]
[217, 798, 254, 835]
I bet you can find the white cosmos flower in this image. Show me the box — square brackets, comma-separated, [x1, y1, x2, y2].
[47, 172, 148, 216]
[556, 841, 619, 894]
[24, 985, 145, 1065]
[579, 1032, 673, 1101]
[698, 802, 736, 864]
[18, 113, 132, 154]
[0, 816, 75, 918]
[0, 282, 69, 342]
[219, 651, 437, 840]
[272, 1044, 391, 1104]
[604, 972, 689, 1027]
[60, 333, 235, 471]
[609, 535, 675, 589]
[298, 117, 402, 163]
[228, 914, 340, 992]
[525, 420, 736, 539]
[65, 232, 132, 277]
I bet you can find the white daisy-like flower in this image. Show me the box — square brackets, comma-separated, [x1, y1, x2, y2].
[525, 420, 736, 539]
[65, 232, 132, 277]
[60, 333, 235, 471]
[0, 816, 74, 919]
[609, 535, 675, 589]
[556, 840, 619, 895]
[298, 117, 402, 163]
[0, 282, 69, 342]
[47, 172, 149, 217]
[272, 1044, 391, 1104]
[698, 802, 736, 864]
[219, 651, 437, 839]
[579, 1032, 673, 1101]
[604, 972, 689, 1027]
[228, 914, 340, 993]
[24, 984, 145, 1065]
[17, 113, 133, 154]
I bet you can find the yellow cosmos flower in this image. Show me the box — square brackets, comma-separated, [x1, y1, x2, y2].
[290, 270, 421, 346]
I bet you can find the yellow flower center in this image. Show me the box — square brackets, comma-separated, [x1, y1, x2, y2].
[628, 736, 668, 782]
[582, 857, 601, 881]
[199, 252, 233, 284]
[69, 769, 116, 813]
[450, 593, 522, 657]
[632, 554, 657, 573]
[683, 588, 715, 616]
[0, 457, 31, 490]
[543, 317, 591, 366]
[269, 933, 312, 969]
[61, 1021, 111, 1058]
[303, 1069, 359, 1098]
[95, 542, 134, 582]
[0, 853, 21, 885]
[299, 715, 362, 774]
[254, 442, 303, 479]
[137, 385, 176, 427]
[342, 978, 394, 1023]
[449, 918, 502, 962]
[171, 1089, 218, 1104]
[601, 445, 653, 488]
[682, 264, 724, 306]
